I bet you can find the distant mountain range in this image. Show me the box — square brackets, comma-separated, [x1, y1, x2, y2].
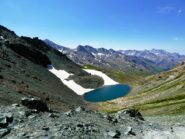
[120, 49, 185, 70]
[44, 39, 185, 74]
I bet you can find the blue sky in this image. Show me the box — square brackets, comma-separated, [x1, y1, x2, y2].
[0, 0, 185, 54]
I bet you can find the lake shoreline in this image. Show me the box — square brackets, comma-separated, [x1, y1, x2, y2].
[84, 84, 131, 102]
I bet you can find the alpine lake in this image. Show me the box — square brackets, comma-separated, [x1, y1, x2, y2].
[84, 84, 131, 102]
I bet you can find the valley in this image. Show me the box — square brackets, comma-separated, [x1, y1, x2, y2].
[1, 25, 185, 138]
[1, 25, 185, 116]
[1, 0, 185, 138]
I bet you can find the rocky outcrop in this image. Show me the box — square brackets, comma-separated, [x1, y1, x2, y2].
[6, 43, 51, 68]
[21, 96, 49, 112]
[120, 109, 144, 121]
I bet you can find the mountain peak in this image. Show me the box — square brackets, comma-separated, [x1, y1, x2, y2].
[44, 39, 69, 53]
[0, 25, 13, 32]
[0, 25, 17, 39]
[76, 45, 87, 51]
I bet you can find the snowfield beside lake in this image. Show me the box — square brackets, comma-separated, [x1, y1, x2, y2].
[84, 69, 118, 86]
[48, 66, 118, 95]
[48, 66, 93, 95]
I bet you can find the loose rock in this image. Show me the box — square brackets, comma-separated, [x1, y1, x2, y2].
[0, 128, 10, 138]
[124, 126, 136, 136]
[108, 130, 121, 138]
[0, 102, 183, 139]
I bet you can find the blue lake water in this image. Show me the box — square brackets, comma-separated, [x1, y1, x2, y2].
[84, 84, 131, 102]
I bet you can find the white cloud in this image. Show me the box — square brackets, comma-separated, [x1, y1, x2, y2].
[157, 6, 175, 14]
[178, 9, 183, 14]
[157, 6, 183, 15]
[173, 37, 184, 41]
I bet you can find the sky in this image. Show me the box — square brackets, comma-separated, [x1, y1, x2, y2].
[0, 0, 185, 54]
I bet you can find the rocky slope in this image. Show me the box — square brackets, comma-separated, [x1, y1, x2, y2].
[0, 25, 103, 111]
[1, 97, 185, 139]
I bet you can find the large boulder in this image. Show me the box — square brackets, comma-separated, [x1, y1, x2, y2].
[117, 109, 144, 121]
[124, 109, 144, 120]
[107, 130, 121, 138]
[64, 106, 88, 116]
[0, 113, 13, 128]
[21, 96, 49, 112]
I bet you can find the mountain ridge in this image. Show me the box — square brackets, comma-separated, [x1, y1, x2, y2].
[121, 49, 185, 70]
[44, 39, 185, 74]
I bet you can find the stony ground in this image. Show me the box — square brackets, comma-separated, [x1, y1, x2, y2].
[1, 97, 185, 139]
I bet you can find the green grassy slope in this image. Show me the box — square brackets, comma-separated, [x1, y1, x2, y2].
[98, 62, 185, 116]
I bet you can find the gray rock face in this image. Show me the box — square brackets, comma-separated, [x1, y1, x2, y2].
[0, 25, 87, 111]
[21, 96, 49, 112]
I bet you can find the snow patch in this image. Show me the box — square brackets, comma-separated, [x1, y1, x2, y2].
[48, 66, 93, 95]
[91, 52, 96, 56]
[97, 53, 104, 56]
[0, 36, 4, 40]
[153, 52, 160, 56]
[127, 52, 136, 56]
[84, 69, 118, 86]
[58, 49, 64, 53]
[48, 66, 119, 95]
